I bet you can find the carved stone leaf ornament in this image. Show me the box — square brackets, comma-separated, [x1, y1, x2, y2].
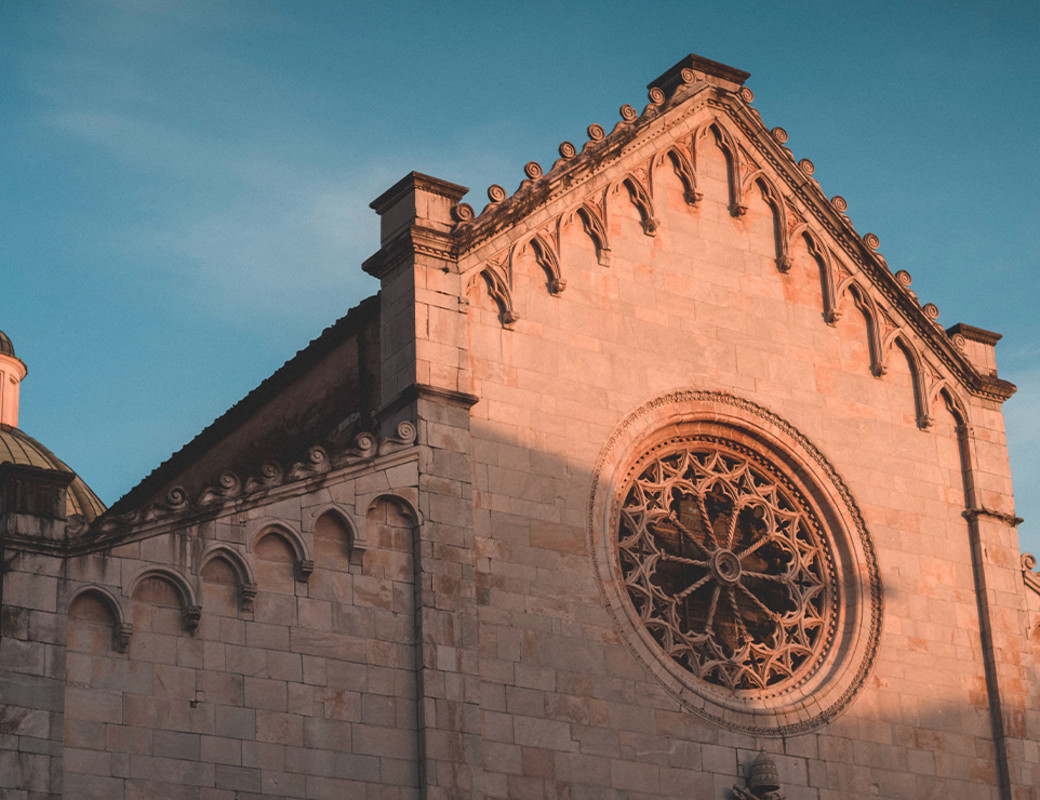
[589, 392, 882, 736]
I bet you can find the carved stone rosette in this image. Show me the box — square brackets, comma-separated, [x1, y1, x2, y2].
[588, 391, 882, 735]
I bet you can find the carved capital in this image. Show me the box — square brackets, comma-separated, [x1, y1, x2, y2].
[181, 606, 201, 633]
[116, 622, 134, 653]
[239, 583, 258, 612]
[295, 559, 314, 582]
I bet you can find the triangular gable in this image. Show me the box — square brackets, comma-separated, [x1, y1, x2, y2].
[451, 54, 1014, 417]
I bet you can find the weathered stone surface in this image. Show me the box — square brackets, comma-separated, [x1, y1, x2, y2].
[1, 51, 1036, 800]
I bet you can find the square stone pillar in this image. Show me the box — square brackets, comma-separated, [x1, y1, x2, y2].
[364, 173, 484, 799]
[0, 463, 74, 800]
[364, 171, 472, 423]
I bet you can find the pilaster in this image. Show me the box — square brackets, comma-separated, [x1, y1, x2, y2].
[0, 463, 72, 800]
[365, 171, 472, 421]
[958, 409, 1040, 799]
[366, 174, 484, 798]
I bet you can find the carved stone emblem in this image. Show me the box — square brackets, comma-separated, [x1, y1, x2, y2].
[732, 751, 785, 799]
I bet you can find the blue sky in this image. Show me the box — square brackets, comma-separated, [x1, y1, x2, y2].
[3, 1, 1039, 550]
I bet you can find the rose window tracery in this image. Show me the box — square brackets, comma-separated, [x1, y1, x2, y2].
[592, 393, 881, 735]
[617, 442, 834, 691]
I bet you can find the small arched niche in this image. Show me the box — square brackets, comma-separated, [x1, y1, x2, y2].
[314, 509, 359, 567]
[254, 529, 303, 594]
[201, 556, 243, 621]
[364, 494, 420, 586]
[200, 545, 258, 615]
[129, 570, 198, 634]
[67, 588, 125, 655]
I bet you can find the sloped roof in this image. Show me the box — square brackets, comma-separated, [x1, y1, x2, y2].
[106, 293, 380, 517]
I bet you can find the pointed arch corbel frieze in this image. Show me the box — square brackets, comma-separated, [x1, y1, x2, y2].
[653, 144, 702, 206]
[527, 230, 566, 295]
[792, 226, 840, 325]
[469, 255, 519, 329]
[614, 166, 659, 237]
[931, 380, 971, 432]
[570, 200, 611, 266]
[839, 278, 886, 378]
[885, 332, 933, 429]
[744, 170, 790, 272]
[694, 120, 746, 217]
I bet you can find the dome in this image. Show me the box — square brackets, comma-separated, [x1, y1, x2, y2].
[0, 330, 14, 358]
[0, 425, 106, 521]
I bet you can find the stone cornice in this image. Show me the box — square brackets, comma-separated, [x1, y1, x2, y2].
[947, 323, 1003, 347]
[33, 424, 421, 558]
[363, 225, 458, 278]
[963, 506, 1024, 527]
[375, 383, 480, 427]
[649, 52, 750, 96]
[66, 447, 419, 557]
[369, 171, 469, 215]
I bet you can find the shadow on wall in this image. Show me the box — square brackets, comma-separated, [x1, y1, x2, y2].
[63, 498, 420, 799]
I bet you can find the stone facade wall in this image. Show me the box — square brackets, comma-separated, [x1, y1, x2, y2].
[457, 103, 1033, 798]
[3, 452, 423, 800]
[3, 55, 1037, 800]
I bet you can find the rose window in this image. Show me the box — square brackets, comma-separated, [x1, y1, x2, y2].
[592, 393, 881, 734]
[618, 442, 834, 691]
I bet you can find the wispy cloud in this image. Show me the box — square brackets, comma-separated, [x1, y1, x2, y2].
[13, 2, 528, 324]
[14, 6, 386, 320]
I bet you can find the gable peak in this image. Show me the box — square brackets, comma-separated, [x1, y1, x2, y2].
[648, 53, 750, 100]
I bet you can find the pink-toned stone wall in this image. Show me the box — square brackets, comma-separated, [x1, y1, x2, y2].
[459, 108, 1032, 799]
[50, 454, 422, 800]
[3, 68, 1035, 800]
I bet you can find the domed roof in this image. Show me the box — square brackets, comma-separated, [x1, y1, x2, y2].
[0, 425, 106, 521]
[0, 330, 14, 358]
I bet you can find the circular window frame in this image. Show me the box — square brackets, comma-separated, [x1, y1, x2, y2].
[588, 391, 882, 735]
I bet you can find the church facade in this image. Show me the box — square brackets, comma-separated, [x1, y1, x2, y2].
[2, 53, 1039, 800]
